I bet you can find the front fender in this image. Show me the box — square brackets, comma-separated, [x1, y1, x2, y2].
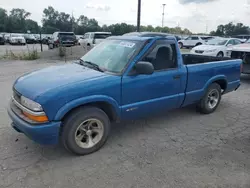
[54, 95, 120, 121]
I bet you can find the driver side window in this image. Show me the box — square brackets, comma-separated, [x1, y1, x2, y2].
[227, 40, 234, 45]
[141, 40, 177, 71]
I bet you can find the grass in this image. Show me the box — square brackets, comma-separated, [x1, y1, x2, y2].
[1, 48, 39, 60]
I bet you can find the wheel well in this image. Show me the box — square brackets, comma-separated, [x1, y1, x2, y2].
[214, 79, 227, 92]
[218, 51, 224, 55]
[62, 102, 118, 122]
[196, 42, 202, 46]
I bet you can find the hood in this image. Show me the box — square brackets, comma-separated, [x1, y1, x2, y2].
[229, 43, 250, 52]
[14, 63, 108, 100]
[192, 45, 223, 51]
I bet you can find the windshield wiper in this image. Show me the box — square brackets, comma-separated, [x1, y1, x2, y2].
[79, 59, 104, 72]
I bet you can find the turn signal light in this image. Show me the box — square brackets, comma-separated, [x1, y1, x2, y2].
[23, 111, 48, 123]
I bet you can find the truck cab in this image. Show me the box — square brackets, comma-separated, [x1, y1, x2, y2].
[7, 35, 241, 155]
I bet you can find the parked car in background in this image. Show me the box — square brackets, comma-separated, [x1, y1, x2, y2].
[178, 36, 214, 48]
[76, 35, 84, 45]
[9, 34, 26, 45]
[190, 38, 242, 57]
[4, 33, 11, 43]
[80, 32, 112, 49]
[48, 32, 77, 49]
[24, 34, 37, 44]
[232, 35, 250, 42]
[0, 34, 5, 45]
[7, 34, 241, 155]
[42, 36, 51, 45]
[227, 38, 250, 74]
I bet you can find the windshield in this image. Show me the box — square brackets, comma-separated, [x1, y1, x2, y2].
[206, 39, 227, 45]
[80, 39, 143, 73]
[201, 37, 214, 40]
[94, 33, 111, 39]
[59, 33, 76, 40]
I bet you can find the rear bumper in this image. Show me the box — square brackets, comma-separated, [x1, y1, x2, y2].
[223, 80, 241, 94]
[7, 105, 61, 145]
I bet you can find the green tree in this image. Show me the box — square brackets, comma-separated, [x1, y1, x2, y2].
[210, 22, 250, 36]
[8, 8, 31, 33]
[0, 8, 8, 32]
[25, 19, 39, 33]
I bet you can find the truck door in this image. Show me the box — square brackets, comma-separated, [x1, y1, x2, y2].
[121, 39, 182, 119]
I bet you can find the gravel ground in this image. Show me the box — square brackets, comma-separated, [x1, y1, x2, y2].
[0, 60, 250, 188]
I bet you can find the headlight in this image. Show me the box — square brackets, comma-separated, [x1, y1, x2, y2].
[205, 49, 216, 53]
[21, 96, 43, 112]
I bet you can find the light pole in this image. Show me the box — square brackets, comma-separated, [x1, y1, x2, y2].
[162, 4, 166, 28]
[137, 0, 141, 32]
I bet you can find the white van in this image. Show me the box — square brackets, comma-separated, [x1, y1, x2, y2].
[79, 32, 112, 49]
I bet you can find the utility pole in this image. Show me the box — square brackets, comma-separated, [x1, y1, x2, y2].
[71, 11, 74, 32]
[162, 4, 166, 28]
[137, 0, 141, 32]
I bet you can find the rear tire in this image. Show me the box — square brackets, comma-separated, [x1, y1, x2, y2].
[197, 83, 221, 114]
[61, 107, 111, 155]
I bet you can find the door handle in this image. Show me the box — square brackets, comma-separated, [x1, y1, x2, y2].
[173, 75, 181, 79]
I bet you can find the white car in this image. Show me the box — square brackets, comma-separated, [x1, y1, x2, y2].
[190, 38, 242, 57]
[178, 36, 214, 48]
[79, 32, 112, 49]
[9, 34, 26, 45]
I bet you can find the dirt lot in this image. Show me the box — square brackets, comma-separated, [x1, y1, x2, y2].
[0, 60, 250, 188]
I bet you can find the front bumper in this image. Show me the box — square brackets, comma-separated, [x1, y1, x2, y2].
[7, 105, 61, 145]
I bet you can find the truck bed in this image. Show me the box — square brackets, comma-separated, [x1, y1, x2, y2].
[182, 54, 231, 65]
[181, 54, 241, 107]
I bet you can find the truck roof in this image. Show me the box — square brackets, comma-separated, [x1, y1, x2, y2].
[108, 35, 176, 41]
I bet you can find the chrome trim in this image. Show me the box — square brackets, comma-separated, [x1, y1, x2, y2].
[11, 96, 46, 116]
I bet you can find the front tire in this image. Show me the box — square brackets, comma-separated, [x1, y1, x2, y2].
[61, 107, 111, 155]
[197, 83, 221, 114]
[178, 42, 183, 49]
[216, 52, 224, 57]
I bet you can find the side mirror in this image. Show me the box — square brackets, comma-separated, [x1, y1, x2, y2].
[134, 61, 154, 75]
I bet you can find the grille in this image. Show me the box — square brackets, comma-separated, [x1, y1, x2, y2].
[195, 50, 204, 54]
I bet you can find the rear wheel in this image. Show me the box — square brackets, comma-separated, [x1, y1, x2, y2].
[197, 83, 221, 114]
[61, 107, 111, 155]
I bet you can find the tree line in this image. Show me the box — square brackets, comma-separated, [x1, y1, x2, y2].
[210, 22, 250, 37]
[0, 6, 192, 35]
[0, 6, 249, 36]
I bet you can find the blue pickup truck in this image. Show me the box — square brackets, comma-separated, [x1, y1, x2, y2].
[7, 35, 241, 155]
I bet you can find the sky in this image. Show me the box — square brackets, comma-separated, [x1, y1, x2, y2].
[1, 0, 250, 33]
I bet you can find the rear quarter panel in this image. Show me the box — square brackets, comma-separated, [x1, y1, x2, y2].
[183, 59, 242, 106]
